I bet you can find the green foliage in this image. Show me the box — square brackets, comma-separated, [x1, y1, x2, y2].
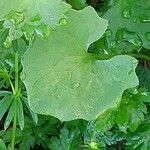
[0, 95, 13, 120]
[0, 0, 70, 27]
[0, 139, 7, 150]
[84, 121, 106, 149]
[103, 0, 150, 50]
[0, 116, 61, 150]
[49, 126, 81, 150]
[116, 89, 150, 132]
[0, 0, 149, 150]
[95, 109, 115, 133]
[0, 0, 70, 45]
[22, 7, 139, 121]
[136, 64, 150, 91]
[67, 0, 87, 10]
[126, 114, 150, 149]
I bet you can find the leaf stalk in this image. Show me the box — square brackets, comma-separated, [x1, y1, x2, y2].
[10, 50, 19, 150]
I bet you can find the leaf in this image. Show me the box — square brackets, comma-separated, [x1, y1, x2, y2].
[17, 99, 25, 130]
[67, 0, 87, 10]
[116, 89, 150, 132]
[22, 7, 138, 121]
[19, 135, 35, 150]
[49, 126, 81, 150]
[0, 90, 12, 96]
[22, 97, 38, 124]
[0, 0, 70, 27]
[0, 139, 7, 150]
[136, 64, 150, 91]
[0, 29, 13, 62]
[125, 114, 150, 149]
[0, 95, 13, 120]
[84, 121, 105, 149]
[103, 0, 150, 49]
[95, 109, 115, 133]
[4, 99, 17, 130]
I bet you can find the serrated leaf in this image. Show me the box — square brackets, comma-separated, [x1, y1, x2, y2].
[103, 0, 150, 49]
[49, 126, 81, 150]
[125, 115, 150, 149]
[22, 7, 138, 121]
[0, 0, 70, 28]
[0, 139, 7, 150]
[4, 99, 17, 130]
[19, 135, 35, 150]
[17, 99, 24, 130]
[116, 89, 149, 131]
[0, 95, 13, 120]
[84, 121, 106, 149]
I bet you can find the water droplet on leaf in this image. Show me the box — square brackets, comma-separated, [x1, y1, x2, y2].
[139, 14, 150, 23]
[105, 29, 112, 37]
[130, 37, 142, 48]
[3, 36, 12, 49]
[104, 49, 109, 54]
[132, 88, 138, 94]
[132, 17, 138, 23]
[30, 15, 41, 22]
[59, 18, 67, 26]
[20, 72, 26, 80]
[141, 92, 147, 96]
[4, 121, 10, 130]
[145, 32, 150, 41]
[90, 142, 98, 149]
[122, 7, 131, 19]
[111, 41, 116, 49]
[132, 59, 138, 64]
[116, 29, 142, 51]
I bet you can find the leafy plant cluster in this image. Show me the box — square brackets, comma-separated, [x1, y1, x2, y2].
[0, 0, 150, 149]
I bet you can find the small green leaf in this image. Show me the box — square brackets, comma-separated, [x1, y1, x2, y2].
[4, 99, 17, 130]
[0, 80, 5, 88]
[17, 99, 24, 130]
[0, 90, 12, 96]
[0, 95, 13, 120]
[22, 97, 38, 124]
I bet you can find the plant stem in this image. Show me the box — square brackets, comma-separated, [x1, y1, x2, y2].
[10, 110, 17, 150]
[130, 53, 150, 61]
[10, 50, 19, 150]
[15, 50, 19, 92]
[8, 77, 15, 94]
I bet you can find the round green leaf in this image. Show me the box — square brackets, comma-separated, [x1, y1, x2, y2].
[22, 7, 138, 121]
